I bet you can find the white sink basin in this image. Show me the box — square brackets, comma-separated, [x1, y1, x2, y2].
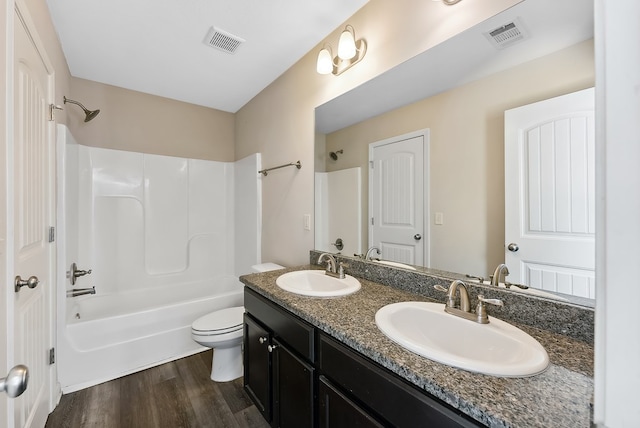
[276, 270, 361, 297]
[373, 260, 417, 270]
[375, 301, 549, 377]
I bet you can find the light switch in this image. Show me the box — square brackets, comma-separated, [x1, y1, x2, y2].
[435, 212, 444, 225]
[303, 214, 311, 230]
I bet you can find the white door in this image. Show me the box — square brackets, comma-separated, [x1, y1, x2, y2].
[505, 88, 595, 298]
[10, 6, 54, 427]
[369, 130, 429, 266]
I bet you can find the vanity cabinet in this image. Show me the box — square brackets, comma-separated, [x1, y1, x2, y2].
[318, 333, 483, 428]
[244, 287, 483, 428]
[243, 288, 315, 428]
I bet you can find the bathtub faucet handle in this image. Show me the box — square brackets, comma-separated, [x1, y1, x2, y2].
[68, 263, 92, 285]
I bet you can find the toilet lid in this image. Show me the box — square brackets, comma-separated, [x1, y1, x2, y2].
[192, 306, 244, 335]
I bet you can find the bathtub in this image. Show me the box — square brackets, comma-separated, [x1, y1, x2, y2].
[58, 276, 243, 393]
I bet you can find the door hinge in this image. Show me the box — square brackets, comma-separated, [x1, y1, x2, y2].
[49, 348, 55, 365]
[48, 226, 55, 243]
[369, 161, 374, 169]
[371, 217, 375, 225]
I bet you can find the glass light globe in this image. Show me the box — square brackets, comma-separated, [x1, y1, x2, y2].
[316, 48, 333, 74]
[338, 29, 356, 60]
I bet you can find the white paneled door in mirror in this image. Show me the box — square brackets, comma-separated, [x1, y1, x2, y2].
[369, 130, 429, 267]
[505, 88, 595, 298]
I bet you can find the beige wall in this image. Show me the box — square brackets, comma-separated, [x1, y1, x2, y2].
[69, 78, 235, 161]
[324, 39, 595, 276]
[236, 0, 521, 267]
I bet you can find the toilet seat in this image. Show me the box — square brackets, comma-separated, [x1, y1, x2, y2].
[192, 306, 244, 337]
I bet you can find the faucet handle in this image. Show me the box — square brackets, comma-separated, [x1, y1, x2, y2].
[476, 295, 504, 324]
[434, 284, 457, 309]
[477, 295, 504, 307]
[337, 262, 349, 279]
[434, 284, 449, 293]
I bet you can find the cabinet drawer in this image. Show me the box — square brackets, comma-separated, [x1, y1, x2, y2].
[319, 333, 483, 428]
[244, 288, 315, 361]
[319, 376, 384, 428]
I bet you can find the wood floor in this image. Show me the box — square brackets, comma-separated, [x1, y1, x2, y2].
[45, 350, 271, 428]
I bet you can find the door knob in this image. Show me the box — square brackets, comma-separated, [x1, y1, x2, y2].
[0, 365, 28, 398]
[507, 243, 519, 252]
[259, 336, 268, 344]
[267, 344, 278, 353]
[414, 234, 422, 241]
[14, 275, 39, 293]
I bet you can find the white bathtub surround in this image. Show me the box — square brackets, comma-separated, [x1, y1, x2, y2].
[59, 278, 243, 392]
[56, 125, 261, 392]
[315, 167, 362, 256]
[234, 153, 262, 277]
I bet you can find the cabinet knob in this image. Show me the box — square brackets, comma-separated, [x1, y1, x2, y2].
[267, 344, 278, 353]
[259, 336, 268, 344]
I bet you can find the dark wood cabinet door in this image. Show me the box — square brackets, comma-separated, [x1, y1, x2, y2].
[319, 376, 384, 428]
[273, 339, 315, 428]
[243, 314, 272, 423]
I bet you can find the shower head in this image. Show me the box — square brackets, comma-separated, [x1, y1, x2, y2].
[63, 96, 100, 122]
[329, 149, 343, 160]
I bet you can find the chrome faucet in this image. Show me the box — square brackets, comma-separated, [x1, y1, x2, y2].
[434, 280, 504, 324]
[364, 246, 381, 261]
[317, 253, 348, 279]
[436, 279, 470, 312]
[318, 252, 336, 272]
[490, 264, 510, 286]
[67, 286, 96, 297]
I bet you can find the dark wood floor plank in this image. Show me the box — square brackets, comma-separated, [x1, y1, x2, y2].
[46, 350, 265, 428]
[84, 378, 121, 427]
[45, 390, 86, 428]
[119, 365, 160, 428]
[218, 377, 255, 414]
[234, 406, 272, 428]
[151, 376, 197, 428]
[174, 354, 240, 428]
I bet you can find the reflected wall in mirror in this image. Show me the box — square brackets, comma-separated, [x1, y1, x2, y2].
[314, 0, 595, 302]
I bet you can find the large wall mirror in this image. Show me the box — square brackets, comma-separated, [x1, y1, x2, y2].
[314, 0, 595, 306]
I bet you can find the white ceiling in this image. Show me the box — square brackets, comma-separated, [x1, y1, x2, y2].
[46, 0, 369, 113]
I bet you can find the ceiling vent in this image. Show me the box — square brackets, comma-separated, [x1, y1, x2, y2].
[203, 27, 245, 54]
[483, 18, 530, 50]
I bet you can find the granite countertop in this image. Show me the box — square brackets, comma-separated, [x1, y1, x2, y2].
[240, 266, 594, 428]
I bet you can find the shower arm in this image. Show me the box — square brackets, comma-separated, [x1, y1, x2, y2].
[63, 96, 100, 122]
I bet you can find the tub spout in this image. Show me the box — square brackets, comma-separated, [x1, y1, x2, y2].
[67, 286, 96, 297]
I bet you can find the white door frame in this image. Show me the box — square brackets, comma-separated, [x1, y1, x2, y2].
[368, 129, 430, 267]
[593, 0, 640, 425]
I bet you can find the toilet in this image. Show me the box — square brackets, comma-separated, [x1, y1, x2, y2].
[191, 263, 284, 382]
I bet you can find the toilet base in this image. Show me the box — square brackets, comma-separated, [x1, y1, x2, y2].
[210, 343, 243, 382]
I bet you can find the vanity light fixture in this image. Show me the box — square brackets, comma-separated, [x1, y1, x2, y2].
[316, 25, 367, 76]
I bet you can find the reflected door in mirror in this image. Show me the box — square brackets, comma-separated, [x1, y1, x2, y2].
[505, 88, 595, 298]
[369, 130, 429, 266]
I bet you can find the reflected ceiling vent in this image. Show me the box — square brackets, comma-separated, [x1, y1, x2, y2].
[484, 18, 529, 50]
[203, 26, 245, 54]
